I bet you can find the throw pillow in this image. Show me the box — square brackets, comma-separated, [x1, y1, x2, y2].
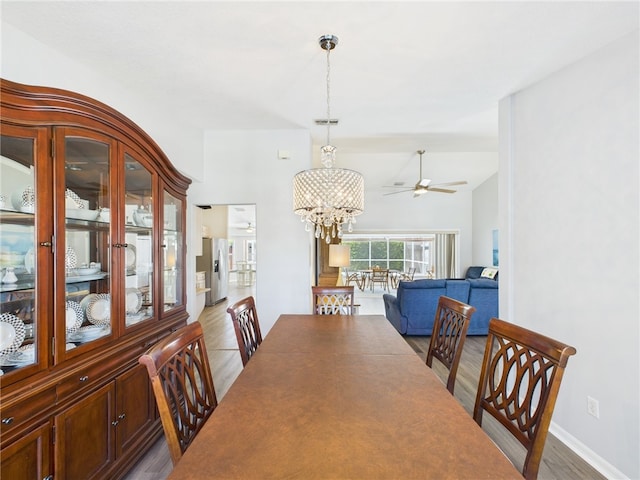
[480, 267, 498, 279]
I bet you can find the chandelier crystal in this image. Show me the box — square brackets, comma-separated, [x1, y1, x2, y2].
[293, 35, 364, 242]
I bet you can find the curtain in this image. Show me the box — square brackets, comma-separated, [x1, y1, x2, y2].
[435, 233, 457, 278]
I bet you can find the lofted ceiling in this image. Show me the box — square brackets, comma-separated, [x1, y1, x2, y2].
[2, 1, 637, 192]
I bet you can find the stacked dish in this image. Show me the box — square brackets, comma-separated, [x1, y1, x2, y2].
[66, 208, 100, 221]
[75, 266, 101, 276]
[0, 344, 35, 367]
[67, 325, 110, 343]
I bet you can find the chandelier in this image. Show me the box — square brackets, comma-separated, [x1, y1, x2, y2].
[293, 35, 364, 242]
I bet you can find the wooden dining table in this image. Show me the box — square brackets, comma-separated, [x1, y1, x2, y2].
[168, 314, 520, 479]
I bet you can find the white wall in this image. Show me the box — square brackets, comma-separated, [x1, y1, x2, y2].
[500, 31, 639, 479]
[472, 173, 498, 266]
[188, 130, 313, 335]
[1, 22, 204, 182]
[334, 151, 480, 275]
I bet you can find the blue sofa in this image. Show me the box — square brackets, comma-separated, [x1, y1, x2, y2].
[383, 269, 498, 335]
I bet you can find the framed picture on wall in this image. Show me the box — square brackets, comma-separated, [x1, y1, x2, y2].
[492, 229, 499, 267]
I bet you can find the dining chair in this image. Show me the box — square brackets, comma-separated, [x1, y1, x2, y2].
[426, 296, 476, 394]
[399, 266, 417, 282]
[226, 295, 263, 367]
[370, 268, 390, 292]
[312, 286, 355, 315]
[138, 321, 218, 466]
[344, 269, 365, 291]
[473, 318, 576, 480]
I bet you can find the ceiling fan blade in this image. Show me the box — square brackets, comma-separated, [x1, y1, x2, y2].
[383, 189, 414, 196]
[429, 180, 467, 188]
[427, 187, 456, 194]
[382, 185, 411, 189]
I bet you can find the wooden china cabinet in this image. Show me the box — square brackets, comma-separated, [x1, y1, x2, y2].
[0, 79, 191, 479]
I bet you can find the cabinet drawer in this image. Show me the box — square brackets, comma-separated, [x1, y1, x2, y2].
[0, 388, 56, 437]
[56, 359, 118, 400]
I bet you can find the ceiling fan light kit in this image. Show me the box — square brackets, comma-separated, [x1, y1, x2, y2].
[383, 149, 467, 198]
[293, 35, 365, 242]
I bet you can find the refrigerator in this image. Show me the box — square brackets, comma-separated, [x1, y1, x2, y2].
[195, 237, 229, 305]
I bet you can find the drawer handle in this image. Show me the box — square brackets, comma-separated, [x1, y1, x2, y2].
[1, 417, 14, 425]
[118, 413, 126, 420]
[44, 476, 54, 480]
[112, 420, 119, 427]
[79, 375, 89, 382]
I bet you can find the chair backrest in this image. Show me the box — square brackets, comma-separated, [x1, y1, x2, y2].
[406, 267, 416, 280]
[345, 269, 364, 290]
[426, 296, 476, 394]
[138, 321, 218, 466]
[473, 318, 576, 480]
[312, 286, 355, 315]
[371, 268, 389, 280]
[226, 296, 263, 366]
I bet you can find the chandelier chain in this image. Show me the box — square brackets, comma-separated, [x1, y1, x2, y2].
[325, 38, 331, 147]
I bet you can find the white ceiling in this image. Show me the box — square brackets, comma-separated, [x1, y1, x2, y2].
[2, 1, 637, 193]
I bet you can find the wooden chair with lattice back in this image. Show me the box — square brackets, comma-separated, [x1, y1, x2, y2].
[344, 269, 365, 291]
[370, 267, 390, 292]
[473, 318, 576, 480]
[226, 296, 263, 367]
[399, 266, 417, 282]
[312, 286, 355, 315]
[426, 296, 476, 394]
[138, 321, 218, 466]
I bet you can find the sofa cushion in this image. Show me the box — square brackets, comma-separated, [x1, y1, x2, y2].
[398, 280, 447, 335]
[444, 280, 470, 303]
[465, 266, 485, 279]
[467, 279, 499, 334]
[480, 267, 498, 279]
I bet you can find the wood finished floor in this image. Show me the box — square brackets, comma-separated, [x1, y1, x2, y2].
[123, 285, 604, 480]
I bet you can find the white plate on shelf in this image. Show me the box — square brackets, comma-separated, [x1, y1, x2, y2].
[65, 300, 84, 334]
[86, 293, 111, 326]
[24, 248, 35, 274]
[126, 244, 136, 271]
[125, 288, 142, 314]
[65, 247, 77, 271]
[0, 313, 25, 355]
[11, 186, 35, 213]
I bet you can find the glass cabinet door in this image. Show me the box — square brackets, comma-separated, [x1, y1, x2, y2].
[162, 190, 183, 313]
[0, 124, 49, 379]
[60, 130, 114, 352]
[123, 152, 154, 328]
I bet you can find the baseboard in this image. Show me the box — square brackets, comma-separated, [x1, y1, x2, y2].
[550, 422, 629, 479]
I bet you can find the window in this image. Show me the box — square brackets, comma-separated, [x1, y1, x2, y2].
[342, 234, 436, 277]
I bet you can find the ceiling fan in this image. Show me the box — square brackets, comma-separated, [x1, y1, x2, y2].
[383, 150, 467, 197]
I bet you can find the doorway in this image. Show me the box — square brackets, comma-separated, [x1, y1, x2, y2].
[199, 204, 257, 294]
